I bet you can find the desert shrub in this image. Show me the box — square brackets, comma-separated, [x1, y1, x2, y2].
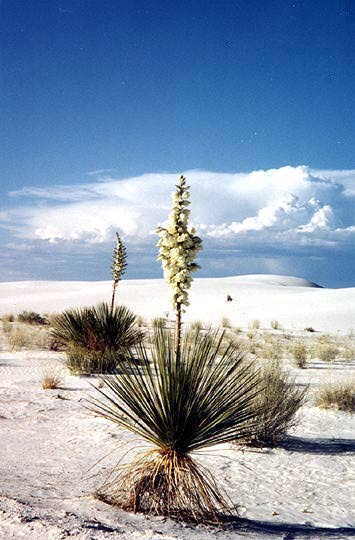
[315, 383, 355, 412]
[91, 327, 260, 522]
[190, 320, 204, 333]
[247, 330, 255, 340]
[241, 361, 307, 447]
[7, 326, 51, 350]
[1, 313, 15, 322]
[343, 345, 355, 362]
[260, 343, 282, 362]
[65, 346, 120, 375]
[270, 319, 281, 330]
[41, 366, 63, 389]
[315, 343, 340, 362]
[2, 321, 13, 334]
[221, 317, 231, 329]
[136, 315, 145, 328]
[292, 341, 308, 369]
[152, 317, 167, 329]
[51, 302, 142, 374]
[250, 319, 260, 330]
[305, 326, 316, 333]
[18, 311, 48, 325]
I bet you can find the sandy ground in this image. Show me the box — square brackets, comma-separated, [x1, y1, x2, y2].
[1, 275, 355, 539]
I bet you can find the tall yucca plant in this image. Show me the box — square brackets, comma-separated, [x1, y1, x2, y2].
[110, 232, 127, 315]
[156, 175, 202, 361]
[91, 326, 260, 522]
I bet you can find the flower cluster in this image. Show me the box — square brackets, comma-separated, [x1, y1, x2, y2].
[156, 176, 202, 309]
[112, 232, 127, 285]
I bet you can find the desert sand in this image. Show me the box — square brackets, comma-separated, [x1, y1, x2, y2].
[1, 275, 355, 539]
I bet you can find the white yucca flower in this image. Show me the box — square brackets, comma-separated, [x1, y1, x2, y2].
[156, 175, 202, 310]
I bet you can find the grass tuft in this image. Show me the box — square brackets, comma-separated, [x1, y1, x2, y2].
[315, 382, 355, 412]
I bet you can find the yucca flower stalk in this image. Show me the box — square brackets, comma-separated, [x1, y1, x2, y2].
[110, 232, 127, 315]
[91, 326, 260, 522]
[156, 175, 202, 361]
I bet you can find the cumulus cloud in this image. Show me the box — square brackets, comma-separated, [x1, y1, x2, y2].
[3, 166, 355, 254]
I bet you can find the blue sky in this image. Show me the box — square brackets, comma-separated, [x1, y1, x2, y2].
[1, 1, 354, 287]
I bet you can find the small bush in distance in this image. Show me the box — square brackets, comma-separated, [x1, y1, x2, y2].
[221, 317, 231, 329]
[241, 360, 307, 447]
[305, 326, 316, 333]
[316, 382, 355, 412]
[292, 341, 308, 369]
[7, 326, 51, 350]
[271, 319, 281, 330]
[250, 319, 260, 330]
[1, 313, 15, 323]
[18, 311, 48, 325]
[152, 317, 167, 329]
[2, 320, 13, 334]
[316, 343, 340, 363]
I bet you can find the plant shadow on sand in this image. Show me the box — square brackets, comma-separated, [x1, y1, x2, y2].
[277, 435, 355, 455]
[230, 517, 355, 539]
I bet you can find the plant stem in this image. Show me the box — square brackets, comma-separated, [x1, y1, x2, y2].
[110, 282, 117, 316]
[175, 301, 181, 364]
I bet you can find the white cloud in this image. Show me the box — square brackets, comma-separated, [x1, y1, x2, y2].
[3, 166, 355, 253]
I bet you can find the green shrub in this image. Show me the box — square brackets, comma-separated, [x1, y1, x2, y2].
[292, 341, 308, 369]
[241, 361, 307, 447]
[51, 302, 142, 374]
[316, 383, 355, 412]
[65, 346, 120, 375]
[18, 311, 48, 325]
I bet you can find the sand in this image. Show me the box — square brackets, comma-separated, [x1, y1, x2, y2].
[1, 275, 355, 539]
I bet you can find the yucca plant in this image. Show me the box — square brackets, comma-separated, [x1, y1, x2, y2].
[51, 302, 142, 373]
[91, 326, 260, 522]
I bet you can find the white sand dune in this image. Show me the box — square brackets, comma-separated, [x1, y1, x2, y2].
[0, 274, 354, 333]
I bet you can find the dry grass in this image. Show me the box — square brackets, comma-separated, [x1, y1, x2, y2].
[7, 325, 51, 350]
[270, 319, 281, 330]
[249, 319, 261, 330]
[2, 320, 13, 334]
[241, 360, 307, 447]
[315, 382, 355, 412]
[313, 343, 340, 362]
[1, 313, 15, 323]
[292, 341, 308, 369]
[221, 317, 231, 329]
[96, 449, 233, 523]
[41, 366, 63, 390]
